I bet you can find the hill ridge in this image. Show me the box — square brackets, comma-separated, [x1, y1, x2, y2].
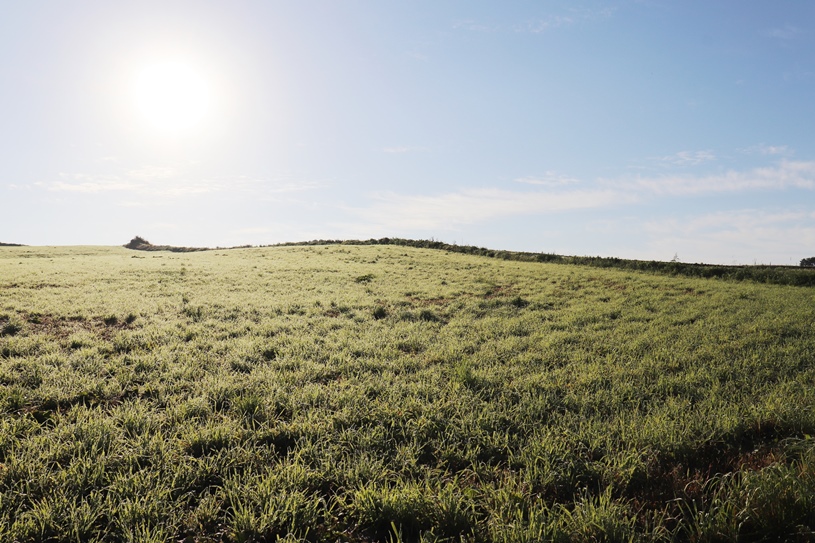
[123, 236, 815, 287]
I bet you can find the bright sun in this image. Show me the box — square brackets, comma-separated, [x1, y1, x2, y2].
[132, 60, 212, 136]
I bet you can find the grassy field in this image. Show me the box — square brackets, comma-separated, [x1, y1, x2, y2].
[1, 244, 814, 542]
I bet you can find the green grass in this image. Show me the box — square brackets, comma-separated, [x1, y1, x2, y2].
[271, 238, 815, 288]
[1, 244, 814, 542]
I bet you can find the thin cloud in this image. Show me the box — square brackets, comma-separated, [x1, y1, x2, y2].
[646, 209, 815, 236]
[50, 172, 222, 196]
[456, 7, 614, 34]
[51, 174, 139, 193]
[127, 166, 178, 180]
[517, 7, 615, 33]
[740, 144, 792, 156]
[45, 169, 324, 199]
[515, 172, 580, 187]
[517, 15, 575, 33]
[383, 146, 425, 154]
[263, 180, 325, 194]
[7, 183, 34, 191]
[654, 150, 716, 166]
[350, 187, 637, 231]
[765, 24, 801, 40]
[346, 160, 815, 233]
[452, 19, 496, 32]
[644, 208, 815, 265]
[609, 160, 815, 195]
[783, 66, 814, 82]
[231, 227, 272, 235]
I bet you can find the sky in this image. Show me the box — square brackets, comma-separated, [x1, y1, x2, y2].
[2, 1, 814, 264]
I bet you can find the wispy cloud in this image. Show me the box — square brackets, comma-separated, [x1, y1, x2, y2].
[647, 209, 815, 235]
[654, 150, 716, 166]
[344, 160, 815, 234]
[50, 172, 226, 197]
[231, 227, 272, 235]
[455, 7, 614, 34]
[783, 65, 814, 82]
[515, 172, 580, 187]
[516, 15, 576, 33]
[45, 168, 324, 200]
[51, 174, 140, 193]
[517, 7, 616, 33]
[452, 19, 497, 33]
[348, 187, 636, 231]
[608, 160, 815, 196]
[383, 146, 425, 154]
[265, 181, 324, 193]
[765, 24, 801, 41]
[127, 166, 178, 180]
[7, 183, 35, 191]
[644, 208, 815, 264]
[740, 144, 792, 156]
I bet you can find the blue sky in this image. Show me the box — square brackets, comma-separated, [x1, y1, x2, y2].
[2, 1, 814, 264]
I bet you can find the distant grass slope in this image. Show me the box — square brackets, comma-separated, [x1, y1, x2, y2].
[1, 244, 814, 541]
[125, 236, 815, 287]
[273, 237, 815, 287]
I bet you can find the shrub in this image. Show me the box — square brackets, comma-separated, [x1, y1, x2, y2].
[124, 236, 151, 249]
[801, 257, 815, 267]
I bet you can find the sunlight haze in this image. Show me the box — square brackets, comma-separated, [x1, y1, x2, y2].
[1, 1, 814, 264]
[131, 59, 214, 137]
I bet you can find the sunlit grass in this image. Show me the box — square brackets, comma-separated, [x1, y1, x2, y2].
[1, 244, 814, 541]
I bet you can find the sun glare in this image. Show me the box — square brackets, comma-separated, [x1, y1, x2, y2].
[131, 60, 212, 136]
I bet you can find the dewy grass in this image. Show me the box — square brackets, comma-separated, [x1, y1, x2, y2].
[1, 244, 814, 541]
